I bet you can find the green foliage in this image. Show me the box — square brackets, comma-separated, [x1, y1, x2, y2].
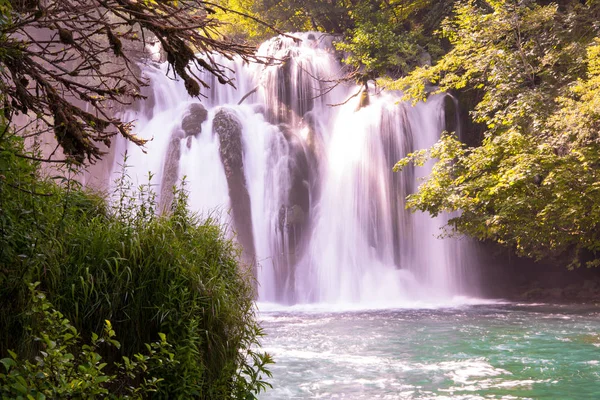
[335, 3, 420, 79]
[0, 0, 10, 25]
[0, 283, 173, 399]
[216, 0, 452, 79]
[336, 0, 448, 80]
[394, 0, 600, 268]
[216, 0, 305, 42]
[0, 132, 273, 398]
[215, 0, 349, 43]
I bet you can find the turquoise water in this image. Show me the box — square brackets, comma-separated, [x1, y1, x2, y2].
[258, 302, 600, 399]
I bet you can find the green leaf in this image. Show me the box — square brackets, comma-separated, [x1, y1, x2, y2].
[0, 357, 17, 371]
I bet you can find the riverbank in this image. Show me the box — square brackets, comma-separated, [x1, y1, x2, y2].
[514, 278, 600, 304]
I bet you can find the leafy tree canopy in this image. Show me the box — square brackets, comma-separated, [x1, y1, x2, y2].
[392, 0, 600, 268]
[217, 0, 454, 81]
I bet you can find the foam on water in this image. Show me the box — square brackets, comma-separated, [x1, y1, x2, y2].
[256, 297, 508, 314]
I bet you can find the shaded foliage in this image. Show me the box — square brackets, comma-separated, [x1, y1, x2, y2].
[1, 284, 174, 399]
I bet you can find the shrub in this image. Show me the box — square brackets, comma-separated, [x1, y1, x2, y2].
[0, 283, 173, 399]
[0, 133, 272, 398]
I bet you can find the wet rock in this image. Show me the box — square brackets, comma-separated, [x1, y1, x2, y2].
[271, 124, 314, 303]
[548, 288, 564, 299]
[302, 113, 325, 196]
[181, 103, 208, 137]
[159, 129, 184, 212]
[128, 83, 156, 120]
[214, 108, 244, 176]
[449, 88, 486, 147]
[266, 49, 314, 124]
[213, 108, 256, 274]
[583, 280, 599, 291]
[444, 94, 459, 136]
[522, 287, 544, 300]
[278, 124, 311, 216]
[564, 283, 580, 297]
[279, 204, 306, 229]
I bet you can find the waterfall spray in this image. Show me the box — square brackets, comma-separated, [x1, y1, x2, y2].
[111, 33, 478, 306]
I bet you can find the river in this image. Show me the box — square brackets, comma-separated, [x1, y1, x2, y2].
[258, 302, 600, 399]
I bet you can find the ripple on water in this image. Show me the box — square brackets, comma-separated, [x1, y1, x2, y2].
[258, 304, 600, 399]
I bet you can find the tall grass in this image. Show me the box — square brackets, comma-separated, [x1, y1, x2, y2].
[0, 133, 272, 398]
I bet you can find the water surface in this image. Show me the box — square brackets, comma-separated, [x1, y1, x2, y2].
[259, 302, 600, 399]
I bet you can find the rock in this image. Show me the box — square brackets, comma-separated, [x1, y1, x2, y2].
[564, 283, 580, 298]
[302, 113, 319, 154]
[267, 50, 295, 124]
[181, 103, 208, 137]
[271, 125, 313, 303]
[449, 88, 486, 147]
[523, 288, 544, 300]
[444, 94, 459, 136]
[134, 84, 156, 120]
[214, 108, 244, 176]
[278, 124, 311, 216]
[302, 113, 325, 199]
[159, 129, 184, 212]
[418, 50, 432, 67]
[279, 204, 306, 229]
[252, 104, 266, 115]
[583, 280, 599, 291]
[548, 288, 564, 299]
[213, 108, 256, 274]
[266, 48, 314, 124]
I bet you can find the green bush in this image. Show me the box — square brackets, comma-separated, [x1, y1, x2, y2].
[0, 283, 173, 399]
[0, 133, 272, 398]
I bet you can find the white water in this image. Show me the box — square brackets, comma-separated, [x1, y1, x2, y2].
[111, 32, 479, 306]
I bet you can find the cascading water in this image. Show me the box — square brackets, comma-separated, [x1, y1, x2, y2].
[111, 32, 479, 306]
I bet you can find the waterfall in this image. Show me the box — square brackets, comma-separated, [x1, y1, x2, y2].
[111, 33, 479, 306]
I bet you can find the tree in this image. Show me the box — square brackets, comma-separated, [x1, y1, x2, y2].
[392, 0, 600, 268]
[216, 0, 454, 82]
[335, 0, 452, 81]
[0, 0, 259, 163]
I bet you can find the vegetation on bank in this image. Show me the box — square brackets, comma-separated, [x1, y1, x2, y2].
[0, 133, 272, 398]
[1, 1, 275, 397]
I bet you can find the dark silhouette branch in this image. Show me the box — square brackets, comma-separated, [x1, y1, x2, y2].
[1, 0, 269, 164]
